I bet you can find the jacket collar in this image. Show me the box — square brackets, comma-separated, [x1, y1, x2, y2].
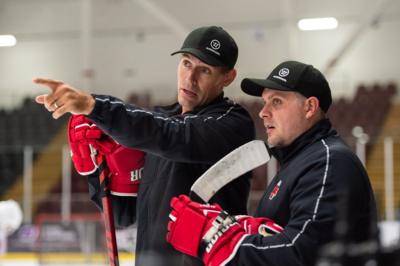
[269, 119, 336, 166]
[187, 93, 225, 114]
[156, 93, 225, 115]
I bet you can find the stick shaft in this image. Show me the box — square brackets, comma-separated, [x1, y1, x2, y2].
[98, 157, 119, 266]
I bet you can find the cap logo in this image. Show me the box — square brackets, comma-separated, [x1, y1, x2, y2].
[210, 39, 221, 50]
[272, 68, 290, 82]
[206, 39, 221, 56]
[278, 68, 289, 77]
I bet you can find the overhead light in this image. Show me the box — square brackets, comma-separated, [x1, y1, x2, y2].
[298, 17, 338, 31]
[0, 35, 17, 47]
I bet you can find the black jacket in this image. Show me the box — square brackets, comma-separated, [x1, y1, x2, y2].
[229, 119, 378, 266]
[86, 93, 255, 266]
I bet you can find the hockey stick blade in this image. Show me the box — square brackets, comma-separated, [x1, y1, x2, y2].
[190, 140, 270, 203]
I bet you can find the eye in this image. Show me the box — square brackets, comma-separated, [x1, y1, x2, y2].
[182, 59, 191, 68]
[272, 98, 282, 106]
[201, 67, 211, 75]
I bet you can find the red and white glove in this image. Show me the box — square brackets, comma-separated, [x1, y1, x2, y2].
[235, 215, 283, 236]
[68, 115, 145, 196]
[68, 115, 106, 175]
[166, 195, 223, 257]
[166, 195, 283, 266]
[106, 146, 144, 197]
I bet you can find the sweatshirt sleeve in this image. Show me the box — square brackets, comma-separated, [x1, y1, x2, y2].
[87, 95, 255, 164]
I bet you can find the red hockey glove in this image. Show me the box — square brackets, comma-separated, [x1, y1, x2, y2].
[166, 195, 222, 257]
[106, 145, 145, 197]
[68, 115, 107, 175]
[235, 215, 283, 236]
[68, 115, 145, 196]
[167, 195, 283, 266]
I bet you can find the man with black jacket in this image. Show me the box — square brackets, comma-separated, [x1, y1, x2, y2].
[34, 26, 255, 265]
[166, 60, 378, 266]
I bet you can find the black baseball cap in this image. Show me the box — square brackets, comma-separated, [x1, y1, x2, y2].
[171, 26, 238, 69]
[241, 61, 332, 112]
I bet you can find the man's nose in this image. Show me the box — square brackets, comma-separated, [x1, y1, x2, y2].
[186, 69, 197, 85]
[259, 104, 271, 119]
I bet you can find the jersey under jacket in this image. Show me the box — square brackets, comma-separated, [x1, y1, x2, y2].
[228, 119, 378, 266]
[86, 93, 255, 266]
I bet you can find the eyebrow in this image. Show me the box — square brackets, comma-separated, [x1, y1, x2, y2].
[264, 91, 286, 99]
[181, 54, 213, 71]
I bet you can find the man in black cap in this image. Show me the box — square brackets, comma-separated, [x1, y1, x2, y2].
[34, 26, 255, 265]
[166, 60, 378, 265]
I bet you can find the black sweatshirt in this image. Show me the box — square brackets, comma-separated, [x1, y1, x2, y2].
[86, 93, 255, 266]
[229, 119, 378, 266]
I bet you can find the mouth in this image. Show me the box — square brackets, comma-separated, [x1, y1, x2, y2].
[265, 124, 275, 133]
[181, 88, 197, 98]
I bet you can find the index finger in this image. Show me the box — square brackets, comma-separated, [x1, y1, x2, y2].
[33, 78, 64, 92]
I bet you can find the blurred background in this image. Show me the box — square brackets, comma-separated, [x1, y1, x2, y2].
[0, 0, 400, 265]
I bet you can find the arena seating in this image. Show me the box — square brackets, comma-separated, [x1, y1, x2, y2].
[1, 84, 397, 218]
[0, 98, 67, 196]
[328, 83, 397, 150]
[36, 85, 396, 216]
[35, 169, 99, 215]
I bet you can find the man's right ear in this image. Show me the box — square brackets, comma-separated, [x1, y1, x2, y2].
[305, 96, 320, 119]
[222, 68, 237, 87]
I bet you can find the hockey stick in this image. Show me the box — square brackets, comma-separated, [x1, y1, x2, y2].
[97, 155, 119, 266]
[190, 140, 270, 203]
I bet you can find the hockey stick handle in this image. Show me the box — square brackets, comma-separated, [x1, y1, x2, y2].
[190, 140, 270, 203]
[98, 156, 120, 266]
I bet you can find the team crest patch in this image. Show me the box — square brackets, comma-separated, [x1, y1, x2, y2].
[269, 180, 282, 200]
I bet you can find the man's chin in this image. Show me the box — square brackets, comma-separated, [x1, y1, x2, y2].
[179, 93, 196, 103]
[178, 100, 196, 113]
[266, 136, 278, 148]
[266, 141, 276, 148]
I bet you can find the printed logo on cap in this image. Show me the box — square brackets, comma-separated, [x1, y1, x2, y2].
[206, 39, 221, 56]
[273, 68, 289, 82]
[278, 68, 289, 77]
[210, 39, 221, 50]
